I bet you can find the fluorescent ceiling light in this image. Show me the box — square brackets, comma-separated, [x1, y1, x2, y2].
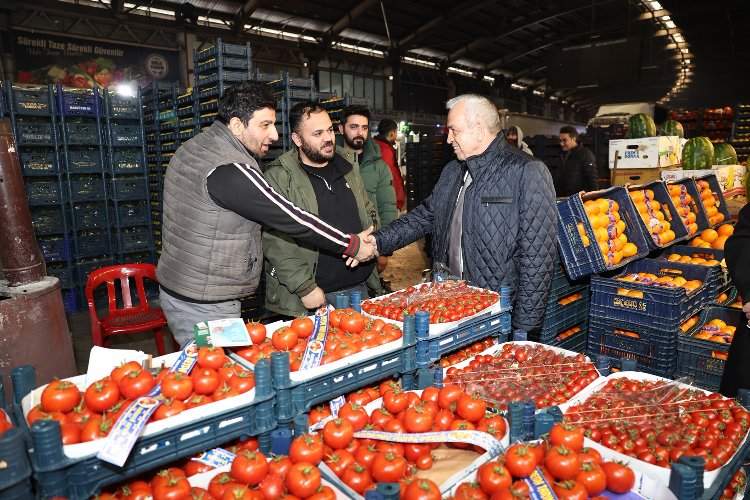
[665, 21, 676, 28]
[650, 1, 662, 10]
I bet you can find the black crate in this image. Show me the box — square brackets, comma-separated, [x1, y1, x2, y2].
[75, 230, 112, 258]
[66, 149, 104, 173]
[11, 86, 53, 115]
[111, 176, 148, 200]
[106, 94, 141, 118]
[69, 176, 106, 202]
[63, 121, 101, 145]
[195, 55, 252, 74]
[16, 121, 55, 146]
[115, 201, 150, 226]
[694, 174, 732, 229]
[117, 227, 154, 253]
[31, 207, 67, 235]
[75, 258, 114, 284]
[110, 150, 145, 174]
[73, 202, 108, 229]
[194, 38, 252, 62]
[19, 150, 59, 176]
[25, 180, 64, 205]
[109, 123, 143, 146]
[46, 264, 74, 288]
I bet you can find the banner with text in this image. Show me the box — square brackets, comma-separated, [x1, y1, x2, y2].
[13, 30, 179, 90]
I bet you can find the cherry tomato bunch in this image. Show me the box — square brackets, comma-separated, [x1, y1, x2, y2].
[449, 422, 636, 500]
[719, 468, 746, 500]
[444, 343, 599, 411]
[361, 281, 499, 323]
[236, 309, 403, 372]
[0, 408, 12, 436]
[564, 377, 750, 472]
[26, 346, 255, 446]
[306, 381, 506, 496]
[437, 338, 496, 368]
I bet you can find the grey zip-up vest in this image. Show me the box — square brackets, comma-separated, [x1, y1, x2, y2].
[156, 122, 262, 301]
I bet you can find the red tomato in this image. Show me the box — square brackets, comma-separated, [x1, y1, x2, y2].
[191, 368, 221, 395]
[456, 394, 487, 423]
[290, 317, 315, 339]
[228, 369, 255, 394]
[552, 479, 589, 500]
[342, 463, 373, 494]
[208, 472, 237, 499]
[504, 444, 537, 478]
[80, 414, 114, 442]
[322, 418, 355, 450]
[84, 379, 120, 413]
[152, 398, 186, 421]
[111, 361, 142, 384]
[602, 461, 636, 493]
[272, 326, 299, 351]
[197, 346, 226, 370]
[289, 434, 325, 464]
[41, 380, 82, 413]
[285, 461, 322, 498]
[404, 478, 441, 500]
[477, 460, 512, 494]
[576, 463, 607, 496]
[119, 368, 155, 399]
[230, 450, 268, 486]
[160, 372, 193, 401]
[245, 322, 267, 344]
[338, 402, 369, 431]
[371, 451, 408, 483]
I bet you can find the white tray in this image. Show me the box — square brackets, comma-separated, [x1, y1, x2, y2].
[559, 371, 749, 491]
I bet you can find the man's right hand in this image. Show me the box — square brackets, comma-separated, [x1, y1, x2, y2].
[301, 286, 326, 309]
[344, 226, 379, 267]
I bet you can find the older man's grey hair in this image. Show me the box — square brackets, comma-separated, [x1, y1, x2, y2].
[446, 94, 502, 136]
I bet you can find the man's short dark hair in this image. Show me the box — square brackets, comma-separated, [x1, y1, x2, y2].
[341, 105, 370, 125]
[217, 81, 276, 125]
[290, 101, 326, 135]
[559, 126, 579, 139]
[377, 119, 398, 135]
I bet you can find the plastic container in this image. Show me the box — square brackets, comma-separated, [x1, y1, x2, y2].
[11, 85, 53, 115]
[16, 121, 55, 146]
[20, 150, 59, 175]
[194, 38, 252, 62]
[26, 179, 64, 205]
[115, 201, 150, 227]
[546, 260, 590, 303]
[556, 186, 650, 279]
[111, 177, 148, 200]
[38, 235, 70, 262]
[0, 428, 34, 500]
[590, 258, 715, 330]
[117, 227, 154, 253]
[109, 123, 143, 146]
[56, 86, 100, 117]
[31, 207, 67, 235]
[675, 306, 744, 391]
[659, 244, 729, 292]
[588, 317, 677, 378]
[66, 149, 104, 173]
[70, 176, 106, 202]
[694, 173, 732, 229]
[195, 55, 252, 73]
[61, 287, 78, 314]
[110, 150, 145, 174]
[75, 230, 112, 258]
[11, 358, 275, 500]
[538, 291, 589, 342]
[46, 264, 74, 288]
[712, 286, 738, 307]
[666, 177, 711, 235]
[626, 180, 689, 251]
[63, 121, 101, 145]
[75, 258, 114, 285]
[73, 202, 108, 229]
[106, 93, 141, 119]
[549, 320, 588, 354]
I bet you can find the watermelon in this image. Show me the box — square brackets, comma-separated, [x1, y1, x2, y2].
[712, 142, 738, 165]
[681, 137, 714, 170]
[659, 119, 684, 138]
[628, 113, 657, 138]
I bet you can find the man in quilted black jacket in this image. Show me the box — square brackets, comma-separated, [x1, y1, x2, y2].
[371, 94, 557, 333]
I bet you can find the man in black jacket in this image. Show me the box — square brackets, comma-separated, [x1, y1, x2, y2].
[369, 94, 557, 334]
[553, 125, 598, 197]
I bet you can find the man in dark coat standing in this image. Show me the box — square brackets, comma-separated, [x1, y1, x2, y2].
[720, 202, 750, 397]
[553, 125, 599, 197]
[369, 94, 558, 334]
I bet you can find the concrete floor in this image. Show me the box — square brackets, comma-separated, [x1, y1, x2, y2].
[67, 240, 430, 373]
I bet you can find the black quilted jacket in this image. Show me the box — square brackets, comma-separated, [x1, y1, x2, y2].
[374, 135, 558, 332]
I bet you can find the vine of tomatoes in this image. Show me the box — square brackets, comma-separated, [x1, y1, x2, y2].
[26, 346, 255, 446]
[361, 281, 499, 323]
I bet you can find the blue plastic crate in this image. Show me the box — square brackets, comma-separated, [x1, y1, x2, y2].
[16, 121, 55, 146]
[694, 173, 732, 229]
[111, 176, 148, 200]
[195, 69, 253, 86]
[31, 207, 66, 235]
[10, 361, 275, 500]
[666, 177, 711, 236]
[20, 150, 59, 175]
[46, 264, 74, 288]
[194, 38, 252, 62]
[712, 286, 739, 307]
[106, 94, 141, 118]
[64, 121, 101, 145]
[675, 306, 743, 392]
[25, 179, 64, 205]
[549, 320, 588, 354]
[539, 293, 590, 343]
[38, 235, 70, 262]
[0, 428, 34, 500]
[117, 227, 154, 253]
[61, 287, 78, 314]
[110, 150, 145, 174]
[590, 258, 715, 330]
[547, 258, 590, 302]
[73, 202, 108, 229]
[588, 317, 677, 378]
[56, 87, 100, 117]
[11, 86, 53, 115]
[66, 149, 104, 173]
[109, 123, 143, 146]
[659, 245, 729, 292]
[116, 201, 150, 226]
[195, 55, 252, 74]
[70, 176, 106, 202]
[75, 231, 112, 258]
[627, 180, 689, 251]
[75, 258, 113, 284]
[556, 186, 651, 280]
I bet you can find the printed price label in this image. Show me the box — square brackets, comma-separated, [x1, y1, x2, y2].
[299, 307, 331, 371]
[192, 447, 236, 468]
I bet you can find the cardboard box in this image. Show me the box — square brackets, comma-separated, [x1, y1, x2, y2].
[660, 164, 747, 195]
[611, 166, 678, 186]
[608, 136, 681, 169]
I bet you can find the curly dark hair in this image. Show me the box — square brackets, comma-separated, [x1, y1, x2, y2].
[289, 101, 327, 135]
[341, 105, 370, 125]
[217, 81, 276, 125]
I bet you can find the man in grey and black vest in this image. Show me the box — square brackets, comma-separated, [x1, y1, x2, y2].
[157, 82, 377, 348]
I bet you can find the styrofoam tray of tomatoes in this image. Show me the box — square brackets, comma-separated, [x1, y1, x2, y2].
[21, 350, 260, 460]
[233, 310, 409, 383]
[559, 371, 750, 490]
[360, 281, 507, 336]
[443, 341, 601, 411]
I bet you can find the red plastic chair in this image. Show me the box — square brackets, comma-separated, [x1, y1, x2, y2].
[85, 263, 176, 355]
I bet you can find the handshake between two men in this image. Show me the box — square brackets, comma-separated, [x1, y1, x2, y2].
[344, 226, 379, 268]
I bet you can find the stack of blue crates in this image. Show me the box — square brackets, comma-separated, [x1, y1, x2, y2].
[104, 89, 155, 265]
[55, 85, 115, 298]
[6, 83, 77, 312]
[268, 72, 317, 160]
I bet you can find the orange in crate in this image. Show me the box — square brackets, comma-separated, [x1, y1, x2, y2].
[696, 180, 725, 227]
[582, 197, 637, 267]
[628, 188, 676, 246]
[668, 183, 700, 236]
